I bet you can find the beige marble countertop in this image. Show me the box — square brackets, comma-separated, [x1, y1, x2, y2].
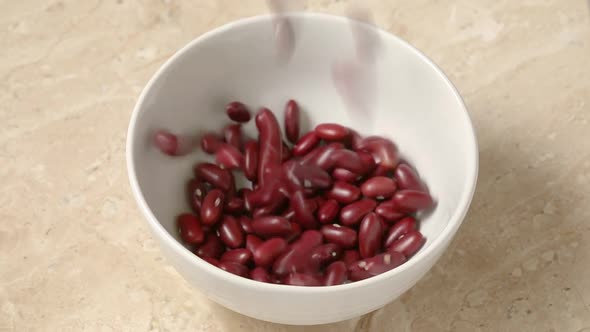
[2, 0, 590, 331]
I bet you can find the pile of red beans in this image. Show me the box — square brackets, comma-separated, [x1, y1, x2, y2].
[154, 100, 434, 286]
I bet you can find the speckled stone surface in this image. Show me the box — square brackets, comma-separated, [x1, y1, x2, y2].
[1, 0, 590, 331]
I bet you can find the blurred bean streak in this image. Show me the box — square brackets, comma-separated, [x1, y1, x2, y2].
[266, 0, 304, 64]
[333, 4, 381, 129]
[267, 1, 381, 128]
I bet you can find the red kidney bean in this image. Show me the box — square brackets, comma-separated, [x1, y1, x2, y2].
[200, 132, 223, 154]
[321, 224, 357, 248]
[194, 234, 224, 259]
[251, 267, 271, 283]
[342, 250, 361, 266]
[358, 150, 377, 174]
[388, 230, 425, 258]
[303, 142, 344, 170]
[177, 213, 205, 244]
[394, 163, 426, 191]
[324, 261, 347, 286]
[285, 99, 300, 144]
[330, 149, 364, 173]
[317, 199, 340, 224]
[226, 101, 251, 123]
[223, 124, 242, 149]
[225, 196, 244, 214]
[384, 217, 417, 248]
[202, 257, 220, 267]
[315, 123, 350, 141]
[356, 136, 399, 171]
[290, 190, 318, 229]
[392, 190, 434, 213]
[339, 198, 377, 226]
[194, 163, 232, 192]
[348, 251, 406, 281]
[310, 243, 342, 269]
[187, 179, 208, 212]
[255, 108, 282, 186]
[360, 176, 397, 199]
[215, 143, 244, 169]
[200, 189, 225, 226]
[358, 213, 384, 258]
[285, 222, 302, 242]
[253, 238, 288, 267]
[272, 230, 323, 276]
[221, 248, 252, 265]
[283, 161, 332, 191]
[153, 130, 193, 156]
[218, 215, 245, 248]
[218, 261, 249, 278]
[328, 181, 361, 204]
[246, 234, 263, 253]
[375, 199, 406, 222]
[284, 273, 322, 286]
[292, 131, 321, 157]
[282, 141, 292, 162]
[332, 168, 360, 183]
[239, 216, 254, 234]
[243, 140, 259, 181]
[252, 216, 292, 238]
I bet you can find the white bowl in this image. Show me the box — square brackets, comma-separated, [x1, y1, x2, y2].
[126, 13, 478, 325]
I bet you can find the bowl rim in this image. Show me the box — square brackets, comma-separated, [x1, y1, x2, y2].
[126, 12, 479, 293]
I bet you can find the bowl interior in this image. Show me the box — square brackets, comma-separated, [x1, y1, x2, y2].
[129, 13, 476, 279]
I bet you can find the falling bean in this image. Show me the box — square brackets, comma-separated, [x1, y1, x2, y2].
[284, 99, 300, 144]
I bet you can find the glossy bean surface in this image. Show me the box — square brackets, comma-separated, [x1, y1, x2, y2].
[392, 190, 434, 212]
[388, 230, 425, 257]
[218, 215, 244, 248]
[226, 101, 251, 123]
[317, 199, 340, 224]
[200, 189, 225, 226]
[194, 163, 232, 192]
[360, 176, 397, 199]
[255, 108, 283, 185]
[339, 199, 377, 226]
[292, 131, 320, 156]
[177, 213, 204, 244]
[394, 163, 426, 191]
[315, 123, 350, 141]
[321, 224, 357, 248]
[253, 238, 288, 267]
[284, 99, 300, 144]
[358, 213, 384, 258]
[375, 199, 406, 222]
[221, 248, 252, 265]
[324, 261, 347, 286]
[243, 140, 259, 181]
[252, 216, 292, 238]
[384, 217, 417, 248]
[328, 181, 361, 204]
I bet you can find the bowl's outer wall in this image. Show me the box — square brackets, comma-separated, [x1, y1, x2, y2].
[128, 14, 478, 325]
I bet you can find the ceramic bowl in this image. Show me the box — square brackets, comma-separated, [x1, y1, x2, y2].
[126, 13, 478, 325]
